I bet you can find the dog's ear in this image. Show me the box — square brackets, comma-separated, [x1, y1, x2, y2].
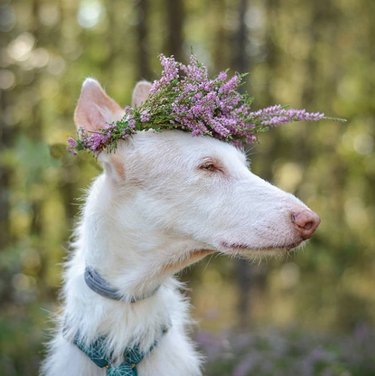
[74, 78, 123, 132]
[75, 79, 126, 182]
[131, 81, 152, 107]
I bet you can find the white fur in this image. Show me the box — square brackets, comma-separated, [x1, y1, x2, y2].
[42, 81, 318, 376]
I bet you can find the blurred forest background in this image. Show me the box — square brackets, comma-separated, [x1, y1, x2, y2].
[1, 0, 375, 375]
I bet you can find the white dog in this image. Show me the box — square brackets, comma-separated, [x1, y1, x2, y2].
[42, 79, 320, 376]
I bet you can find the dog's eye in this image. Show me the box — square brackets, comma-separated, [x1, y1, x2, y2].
[199, 162, 217, 172]
[198, 159, 223, 173]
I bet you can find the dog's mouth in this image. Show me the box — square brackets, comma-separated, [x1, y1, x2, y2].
[164, 241, 303, 273]
[220, 240, 304, 253]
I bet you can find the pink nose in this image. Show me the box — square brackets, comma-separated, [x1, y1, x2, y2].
[290, 209, 320, 239]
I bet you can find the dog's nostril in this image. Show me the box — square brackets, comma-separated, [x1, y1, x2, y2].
[290, 210, 320, 238]
[303, 220, 314, 231]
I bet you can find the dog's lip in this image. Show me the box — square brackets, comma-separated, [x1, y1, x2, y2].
[220, 240, 303, 252]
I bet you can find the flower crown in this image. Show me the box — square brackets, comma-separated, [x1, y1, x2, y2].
[68, 54, 330, 155]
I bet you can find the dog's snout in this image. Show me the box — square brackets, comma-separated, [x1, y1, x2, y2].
[290, 209, 320, 239]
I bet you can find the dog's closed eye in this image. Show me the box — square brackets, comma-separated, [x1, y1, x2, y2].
[198, 158, 224, 173]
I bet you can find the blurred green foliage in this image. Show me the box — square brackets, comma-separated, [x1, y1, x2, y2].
[0, 0, 374, 375]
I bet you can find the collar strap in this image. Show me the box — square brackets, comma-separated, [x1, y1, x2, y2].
[73, 324, 169, 376]
[84, 266, 160, 303]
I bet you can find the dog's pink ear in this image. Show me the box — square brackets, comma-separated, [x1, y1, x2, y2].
[74, 78, 123, 132]
[131, 81, 152, 107]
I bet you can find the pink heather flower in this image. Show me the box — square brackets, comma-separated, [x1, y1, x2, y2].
[150, 55, 179, 94]
[67, 137, 78, 155]
[69, 54, 328, 154]
[128, 118, 136, 129]
[211, 119, 231, 137]
[251, 105, 283, 117]
[123, 105, 132, 114]
[252, 106, 325, 128]
[246, 134, 257, 143]
[181, 55, 208, 82]
[217, 71, 228, 81]
[67, 137, 77, 148]
[85, 132, 110, 152]
[140, 110, 150, 123]
[219, 75, 239, 94]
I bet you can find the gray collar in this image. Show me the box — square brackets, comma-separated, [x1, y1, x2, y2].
[84, 266, 160, 302]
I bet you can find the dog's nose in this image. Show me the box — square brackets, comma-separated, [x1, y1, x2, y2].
[290, 209, 320, 239]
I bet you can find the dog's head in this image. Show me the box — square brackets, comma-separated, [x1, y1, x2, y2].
[74, 79, 320, 265]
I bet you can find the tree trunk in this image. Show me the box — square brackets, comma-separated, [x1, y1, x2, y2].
[212, 0, 228, 70]
[29, 0, 44, 238]
[164, 0, 184, 61]
[232, 0, 248, 74]
[135, 0, 151, 79]
[0, 84, 11, 250]
[0, 0, 12, 249]
[231, 0, 253, 328]
[260, 0, 280, 182]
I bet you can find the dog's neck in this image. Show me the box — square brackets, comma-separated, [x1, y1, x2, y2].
[62, 174, 212, 359]
[78, 174, 211, 299]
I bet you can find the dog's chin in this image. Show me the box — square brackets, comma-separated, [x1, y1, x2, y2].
[218, 240, 305, 257]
